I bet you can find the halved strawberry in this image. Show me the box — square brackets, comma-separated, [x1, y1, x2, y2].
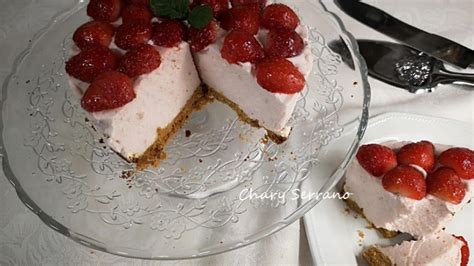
[221, 30, 264, 64]
[125, 0, 148, 5]
[397, 140, 436, 172]
[196, 0, 230, 16]
[81, 71, 135, 112]
[256, 58, 305, 94]
[439, 147, 474, 179]
[231, 0, 267, 9]
[261, 3, 299, 31]
[66, 46, 118, 83]
[87, 0, 123, 22]
[219, 5, 261, 35]
[118, 44, 161, 77]
[382, 165, 426, 200]
[115, 21, 152, 50]
[73, 21, 115, 49]
[356, 144, 398, 177]
[189, 20, 219, 52]
[265, 28, 304, 59]
[454, 235, 470, 266]
[426, 167, 466, 204]
[152, 20, 187, 48]
[121, 4, 153, 24]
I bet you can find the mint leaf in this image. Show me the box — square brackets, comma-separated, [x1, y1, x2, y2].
[150, 0, 189, 20]
[188, 5, 213, 29]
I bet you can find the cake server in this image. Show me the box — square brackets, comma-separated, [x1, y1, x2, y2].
[329, 40, 474, 93]
[335, 0, 474, 69]
[358, 40, 474, 93]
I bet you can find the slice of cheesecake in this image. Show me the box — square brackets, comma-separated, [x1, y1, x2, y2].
[345, 141, 474, 238]
[363, 232, 469, 266]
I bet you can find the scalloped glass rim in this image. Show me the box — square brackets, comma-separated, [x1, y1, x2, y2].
[0, 0, 371, 260]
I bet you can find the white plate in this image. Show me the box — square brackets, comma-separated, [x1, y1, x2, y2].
[304, 112, 474, 265]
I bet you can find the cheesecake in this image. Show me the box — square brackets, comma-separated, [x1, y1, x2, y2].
[65, 0, 314, 169]
[363, 232, 469, 266]
[193, 25, 313, 141]
[346, 141, 473, 265]
[345, 141, 474, 238]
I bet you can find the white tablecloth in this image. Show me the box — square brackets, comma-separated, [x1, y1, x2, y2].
[0, 0, 472, 265]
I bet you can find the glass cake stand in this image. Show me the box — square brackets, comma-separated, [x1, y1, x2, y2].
[0, 0, 370, 260]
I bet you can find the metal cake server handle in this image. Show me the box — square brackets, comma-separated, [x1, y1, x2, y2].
[431, 66, 474, 87]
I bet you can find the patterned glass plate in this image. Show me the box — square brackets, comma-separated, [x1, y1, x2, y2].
[1, 0, 370, 260]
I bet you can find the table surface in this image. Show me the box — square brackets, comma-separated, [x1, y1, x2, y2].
[0, 0, 472, 265]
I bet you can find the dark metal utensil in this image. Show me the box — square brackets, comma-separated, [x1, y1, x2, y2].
[330, 40, 474, 93]
[335, 0, 474, 69]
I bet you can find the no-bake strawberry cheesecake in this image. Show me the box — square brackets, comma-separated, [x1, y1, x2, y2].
[363, 232, 470, 266]
[344, 140, 473, 265]
[65, 0, 313, 169]
[345, 141, 474, 238]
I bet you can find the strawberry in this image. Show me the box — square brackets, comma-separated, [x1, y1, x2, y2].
[219, 5, 261, 35]
[262, 4, 299, 31]
[81, 71, 135, 112]
[439, 147, 474, 179]
[118, 44, 161, 77]
[454, 235, 470, 266]
[397, 140, 436, 172]
[265, 28, 304, 59]
[125, 0, 148, 5]
[256, 58, 305, 94]
[382, 165, 427, 200]
[231, 0, 267, 8]
[196, 0, 230, 16]
[87, 0, 123, 22]
[73, 21, 115, 49]
[221, 30, 264, 64]
[115, 21, 152, 50]
[356, 144, 398, 177]
[152, 20, 187, 48]
[121, 4, 153, 24]
[65, 46, 118, 83]
[426, 167, 466, 204]
[189, 20, 219, 52]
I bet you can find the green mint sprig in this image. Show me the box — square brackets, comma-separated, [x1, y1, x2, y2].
[150, 0, 213, 29]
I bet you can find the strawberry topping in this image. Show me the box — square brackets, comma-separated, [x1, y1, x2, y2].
[87, 0, 123, 22]
[426, 167, 466, 204]
[262, 4, 299, 31]
[265, 28, 304, 59]
[356, 144, 398, 177]
[439, 147, 474, 179]
[219, 5, 261, 35]
[397, 140, 436, 172]
[221, 30, 265, 64]
[382, 165, 427, 200]
[66, 46, 118, 83]
[115, 21, 152, 50]
[81, 71, 135, 112]
[454, 235, 470, 266]
[152, 20, 187, 48]
[73, 21, 115, 50]
[189, 20, 219, 52]
[256, 58, 305, 94]
[231, 0, 267, 9]
[118, 44, 161, 78]
[196, 0, 230, 16]
[121, 4, 153, 24]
